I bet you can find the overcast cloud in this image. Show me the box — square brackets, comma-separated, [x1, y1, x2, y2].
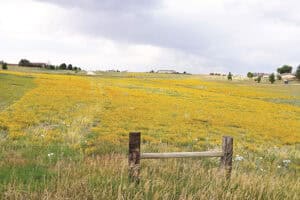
[1, 0, 300, 74]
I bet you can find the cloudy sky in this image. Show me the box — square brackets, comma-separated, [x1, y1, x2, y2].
[1, 0, 300, 74]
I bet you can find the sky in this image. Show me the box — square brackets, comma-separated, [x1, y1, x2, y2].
[1, 0, 300, 74]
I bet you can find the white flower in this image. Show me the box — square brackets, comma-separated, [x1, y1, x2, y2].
[282, 160, 291, 166]
[259, 157, 263, 160]
[41, 134, 45, 137]
[277, 165, 281, 168]
[235, 155, 244, 161]
[260, 168, 264, 171]
[282, 159, 291, 164]
[48, 153, 54, 157]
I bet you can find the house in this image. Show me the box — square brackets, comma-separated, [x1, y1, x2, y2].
[87, 71, 96, 75]
[280, 73, 296, 81]
[7, 63, 18, 66]
[157, 70, 177, 74]
[253, 72, 269, 78]
[30, 62, 47, 68]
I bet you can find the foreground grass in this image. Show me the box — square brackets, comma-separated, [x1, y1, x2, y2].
[0, 146, 299, 199]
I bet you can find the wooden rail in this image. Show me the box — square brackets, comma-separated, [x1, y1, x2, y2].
[129, 132, 233, 182]
[141, 151, 223, 159]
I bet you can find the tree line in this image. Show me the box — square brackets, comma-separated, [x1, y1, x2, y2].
[18, 59, 82, 71]
[246, 65, 300, 84]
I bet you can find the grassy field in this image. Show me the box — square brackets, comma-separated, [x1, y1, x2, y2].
[0, 69, 299, 199]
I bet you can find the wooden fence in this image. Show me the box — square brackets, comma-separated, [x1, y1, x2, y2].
[129, 132, 233, 182]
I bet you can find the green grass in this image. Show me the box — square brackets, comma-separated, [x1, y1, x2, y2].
[0, 73, 35, 110]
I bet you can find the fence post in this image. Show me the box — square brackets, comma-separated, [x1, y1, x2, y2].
[129, 132, 141, 182]
[220, 136, 233, 179]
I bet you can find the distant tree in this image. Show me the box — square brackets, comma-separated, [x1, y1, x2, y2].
[257, 76, 261, 83]
[296, 65, 300, 80]
[149, 70, 154, 73]
[277, 74, 282, 80]
[78, 67, 81, 71]
[183, 71, 187, 74]
[277, 65, 293, 74]
[67, 64, 73, 70]
[19, 59, 31, 66]
[255, 76, 261, 83]
[48, 65, 55, 70]
[247, 72, 254, 78]
[73, 66, 78, 71]
[59, 63, 67, 70]
[227, 72, 232, 80]
[269, 73, 275, 84]
[1, 62, 8, 70]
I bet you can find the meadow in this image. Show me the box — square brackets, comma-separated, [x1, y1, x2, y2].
[0, 68, 299, 199]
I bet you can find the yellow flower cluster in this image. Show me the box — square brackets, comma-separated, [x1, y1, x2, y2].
[0, 71, 299, 152]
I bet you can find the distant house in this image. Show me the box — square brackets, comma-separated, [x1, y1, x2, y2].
[7, 63, 18, 66]
[30, 63, 47, 68]
[262, 74, 270, 79]
[87, 71, 96, 75]
[253, 72, 269, 78]
[281, 73, 296, 81]
[157, 70, 177, 74]
[106, 69, 120, 72]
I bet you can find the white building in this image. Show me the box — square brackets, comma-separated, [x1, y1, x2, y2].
[157, 70, 177, 74]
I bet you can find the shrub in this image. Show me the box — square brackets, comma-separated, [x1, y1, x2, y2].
[277, 74, 282, 80]
[269, 73, 275, 84]
[247, 72, 254, 78]
[255, 76, 261, 83]
[67, 64, 73, 70]
[1, 62, 8, 70]
[59, 63, 67, 70]
[296, 65, 300, 80]
[227, 72, 232, 80]
[19, 59, 31, 66]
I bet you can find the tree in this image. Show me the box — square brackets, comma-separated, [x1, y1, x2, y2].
[1, 62, 8, 70]
[59, 63, 67, 70]
[227, 72, 232, 80]
[277, 65, 293, 74]
[67, 64, 73, 70]
[48, 65, 55, 70]
[254, 76, 261, 83]
[19, 59, 31, 66]
[247, 72, 254, 78]
[296, 65, 300, 80]
[277, 74, 282, 80]
[269, 73, 275, 84]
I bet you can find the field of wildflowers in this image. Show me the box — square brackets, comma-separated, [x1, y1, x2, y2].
[0, 70, 299, 199]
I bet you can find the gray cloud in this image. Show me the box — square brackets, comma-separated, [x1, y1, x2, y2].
[37, 0, 160, 12]
[12, 0, 300, 73]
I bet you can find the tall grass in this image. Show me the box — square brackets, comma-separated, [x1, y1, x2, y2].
[0, 142, 299, 199]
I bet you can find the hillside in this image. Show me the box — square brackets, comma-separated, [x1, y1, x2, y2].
[0, 69, 299, 199]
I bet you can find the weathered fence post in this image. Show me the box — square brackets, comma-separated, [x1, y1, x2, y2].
[220, 136, 233, 179]
[129, 132, 141, 182]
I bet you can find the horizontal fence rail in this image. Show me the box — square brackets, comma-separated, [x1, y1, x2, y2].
[141, 151, 224, 159]
[128, 132, 233, 182]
